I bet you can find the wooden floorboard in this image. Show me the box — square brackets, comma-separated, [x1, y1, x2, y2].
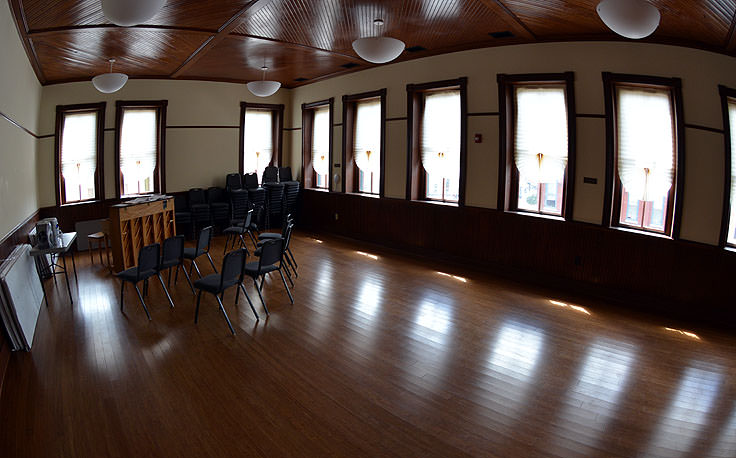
[0, 231, 734, 457]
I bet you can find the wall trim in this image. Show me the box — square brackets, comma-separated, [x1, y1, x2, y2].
[0, 110, 41, 139]
[684, 123, 725, 134]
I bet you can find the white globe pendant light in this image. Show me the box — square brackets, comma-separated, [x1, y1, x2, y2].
[596, 0, 660, 39]
[92, 59, 128, 93]
[352, 19, 405, 64]
[247, 66, 281, 97]
[102, 0, 166, 27]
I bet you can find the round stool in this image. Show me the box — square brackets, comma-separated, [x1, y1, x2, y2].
[87, 231, 110, 266]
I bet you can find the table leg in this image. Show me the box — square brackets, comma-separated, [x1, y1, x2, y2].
[61, 253, 73, 304]
[71, 250, 78, 283]
[34, 257, 49, 308]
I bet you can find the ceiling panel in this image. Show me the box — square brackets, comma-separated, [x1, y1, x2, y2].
[650, 0, 736, 48]
[30, 28, 211, 82]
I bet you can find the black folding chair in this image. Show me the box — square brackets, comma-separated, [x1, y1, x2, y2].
[194, 248, 259, 334]
[244, 238, 293, 313]
[184, 226, 217, 278]
[161, 235, 194, 294]
[223, 209, 256, 254]
[255, 221, 297, 285]
[116, 243, 174, 320]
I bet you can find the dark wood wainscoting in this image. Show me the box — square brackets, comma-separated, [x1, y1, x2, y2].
[0, 210, 40, 394]
[299, 190, 736, 329]
[39, 199, 118, 233]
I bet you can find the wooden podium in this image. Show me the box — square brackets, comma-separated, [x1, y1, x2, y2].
[109, 197, 176, 273]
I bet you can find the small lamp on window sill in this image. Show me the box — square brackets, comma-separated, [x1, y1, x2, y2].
[92, 59, 128, 94]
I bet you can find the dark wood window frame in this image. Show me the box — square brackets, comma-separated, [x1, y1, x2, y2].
[719, 85, 736, 248]
[54, 102, 106, 206]
[342, 89, 387, 196]
[406, 77, 468, 205]
[602, 73, 684, 239]
[114, 100, 168, 199]
[239, 102, 285, 175]
[497, 72, 576, 220]
[301, 98, 334, 191]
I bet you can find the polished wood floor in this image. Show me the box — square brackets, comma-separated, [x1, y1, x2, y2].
[1, 232, 735, 457]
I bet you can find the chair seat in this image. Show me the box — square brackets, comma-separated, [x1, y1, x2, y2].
[193, 273, 222, 294]
[183, 247, 202, 259]
[160, 259, 179, 270]
[258, 232, 282, 240]
[223, 225, 246, 235]
[88, 231, 105, 240]
[244, 261, 277, 276]
[116, 266, 156, 282]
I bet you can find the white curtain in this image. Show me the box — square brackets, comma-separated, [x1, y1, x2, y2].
[617, 87, 675, 201]
[514, 86, 568, 184]
[730, 102, 736, 201]
[120, 108, 157, 196]
[60, 112, 97, 202]
[421, 90, 460, 179]
[353, 98, 381, 177]
[243, 109, 273, 179]
[312, 106, 330, 178]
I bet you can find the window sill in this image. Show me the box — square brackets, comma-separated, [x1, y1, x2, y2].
[59, 199, 103, 208]
[725, 245, 736, 253]
[346, 192, 379, 199]
[411, 199, 459, 208]
[610, 225, 672, 240]
[305, 187, 330, 193]
[506, 210, 564, 222]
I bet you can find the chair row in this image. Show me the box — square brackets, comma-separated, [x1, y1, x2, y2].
[116, 224, 296, 335]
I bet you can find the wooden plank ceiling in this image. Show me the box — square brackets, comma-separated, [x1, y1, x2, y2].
[9, 0, 736, 87]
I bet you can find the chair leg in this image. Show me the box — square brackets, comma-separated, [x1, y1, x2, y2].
[215, 294, 235, 335]
[285, 254, 298, 278]
[238, 283, 260, 319]
[223, 234, 230, 254]
[191, 259, 203, 278]
[278, 268, 294, 304]
[168, 268, 172, 288]
[89, 241, 94, 263]
[287, 248, 298, 269]
[134, 284, 152, 321]
[178, 264, 195, 295]
[247, 231, 258, 249]
[120, 280, 125, 311]
[194, 290, 202, 323]
[239, 234, 247, 250]
[282, 261, 295, 287]
[206, 253, 217, 273]
[252, 278, 269, 315]
[157, 273, 175, 308]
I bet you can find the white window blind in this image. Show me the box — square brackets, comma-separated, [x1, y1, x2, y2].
[60, 112, 98, 202]
[728, 101, 736, 244]
[312, 106, 330, 183]
[120, 108, 158, 196]
[421, 90, 460, 180]
[514, 86, 568, 184]
[616, 87, 675, 202]
[353, 99, 381, 193]
[243, 109, 273, 179]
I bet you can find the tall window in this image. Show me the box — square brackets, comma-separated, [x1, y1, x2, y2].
[54, 103, 105, 205]
[719, 85, 736, 247]
[342, 89, 386, 195]
[498, 73, 575, 218]
[115, 101, 167, 198]
[604, 73, 683, 237]
[239, 102, 284, 181]
[407, 78, 467, 205]
[301, 98, 333, 191]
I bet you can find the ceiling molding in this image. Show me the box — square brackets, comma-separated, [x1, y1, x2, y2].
[26, 24, 217, 38]
[8, 0, 46, 84]
[726, 9, 736, 53]
[228, 33, 364, 62]
[170, 0, 277, 78]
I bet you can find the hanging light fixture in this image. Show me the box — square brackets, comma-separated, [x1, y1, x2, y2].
[92, 58, 128, 93]
[352, 19, 405, 64]
[596, 0, 660, 39]
[101, 0, 166, 27]
[247, 66, 281, 97]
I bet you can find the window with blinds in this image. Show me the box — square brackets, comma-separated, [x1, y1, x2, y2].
[615, 86, 675, 232]
[513, 85, 568, 215]
[243, 109, 273, 180]
[59, 111, 100, 203]
[120, 108, 159, 197]
[312, 106, 330, 189]
[727, 100, 736, 245]
[421, 90, 460, 202]
[353, 98, 381, 194]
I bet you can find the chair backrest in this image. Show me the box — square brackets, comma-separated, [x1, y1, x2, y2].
[220, 248, 246, 290]
[258, 238, 283, 269]
[225, 173, 242, 191]
[262, 166, 279, 183]
[196, 226, 213, 255]
[242, 209, 253, 228]
[174, 194, 188, 212]
[161, 235, 185, 264]
[283, 222, 295, 251]
[278, 166, 292, 182]
[243, 173, 259, 190]
[137, 243, 160, 280]
[206, 187, 226, 203]
[188, 188, 207, 205]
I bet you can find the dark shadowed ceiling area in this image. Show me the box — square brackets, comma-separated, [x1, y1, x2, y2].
[9, 0, 736, 88]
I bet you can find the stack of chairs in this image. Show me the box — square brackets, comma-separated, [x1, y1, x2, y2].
[173, 194, 193, 239]
[188, 188, 211, 234]
[262, 166, 279, 184]
[207, 187, 230, 231]
[263, 182, 285, 229]
[280, 167, 299, 223]
[244, 173, 266, 231]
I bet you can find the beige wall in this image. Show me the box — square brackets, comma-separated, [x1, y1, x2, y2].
[0, 0, 41, 241]
[288, 42, 736, 245]
[37, 80, 292, 206]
